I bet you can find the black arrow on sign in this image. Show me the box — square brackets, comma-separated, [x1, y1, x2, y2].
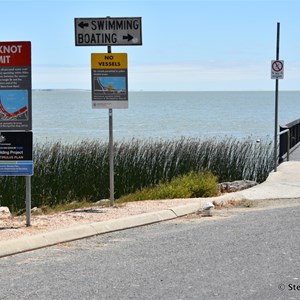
[123, 34, 133, 42]
[78, 21, 89, 29]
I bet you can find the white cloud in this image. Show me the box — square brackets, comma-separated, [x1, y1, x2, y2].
[32, 61, 300, 91]
[129, 61, 273, 91]
[32, 66, 91, 89]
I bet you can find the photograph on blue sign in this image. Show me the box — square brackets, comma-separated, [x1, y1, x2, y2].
[0, 90, 28, 121]
[98, 77, 126, 93]
[92, 69, 128, 104]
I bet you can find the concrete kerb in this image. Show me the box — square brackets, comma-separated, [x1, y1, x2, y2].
[0, 202, 205, 258]
[0, 224, 99, 258]
[170, 203, 202, 217]
[90, 209, 178, 234]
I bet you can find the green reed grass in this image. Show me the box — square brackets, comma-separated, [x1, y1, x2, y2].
[0, 137, 274, 212]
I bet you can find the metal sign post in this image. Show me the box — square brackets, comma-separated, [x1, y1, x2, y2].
[91, 50, 128, 206]
[78, 16, 141, 206]
[109, 108, 114, 206]
[26, 176, 31, 226]
[273, 22, 282, 172]
[107, 46, 114, 206]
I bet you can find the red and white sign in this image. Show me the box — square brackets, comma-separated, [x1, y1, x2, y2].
[0, 41, 32, 131]
[0, 41, 31, 66]
[271, 60, 284, 79]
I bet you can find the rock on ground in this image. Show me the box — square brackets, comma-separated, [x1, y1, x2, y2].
[0, 207, 11, 219]
[218, 180, 257, 193]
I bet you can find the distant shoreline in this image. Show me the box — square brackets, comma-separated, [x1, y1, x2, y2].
[32, 89, 300, 93]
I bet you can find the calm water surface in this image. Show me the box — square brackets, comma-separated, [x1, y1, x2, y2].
[32, 90, 300, 143]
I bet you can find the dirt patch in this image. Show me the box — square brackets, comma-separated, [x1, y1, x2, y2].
[0, 198, 201, 242]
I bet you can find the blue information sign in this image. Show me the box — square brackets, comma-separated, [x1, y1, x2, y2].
[0, 161, 33, 176]
[0, 131, 33, 176]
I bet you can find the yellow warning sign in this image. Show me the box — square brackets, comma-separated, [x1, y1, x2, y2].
[91, 52, 128, 109]
[91, 53, 127, 69]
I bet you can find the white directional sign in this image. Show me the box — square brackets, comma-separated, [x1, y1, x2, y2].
[75, 17, 142, 46]
[271, 60, 284, 79]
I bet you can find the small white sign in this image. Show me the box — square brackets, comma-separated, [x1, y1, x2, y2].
[271, 60, 284, 79]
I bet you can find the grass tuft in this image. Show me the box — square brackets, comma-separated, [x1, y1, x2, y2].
[118, 170, 219, 202]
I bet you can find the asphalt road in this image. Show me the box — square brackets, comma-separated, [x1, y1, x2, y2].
[0, 204, 300, 300]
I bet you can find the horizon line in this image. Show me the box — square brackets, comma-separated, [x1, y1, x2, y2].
[32, 88, 300, 92]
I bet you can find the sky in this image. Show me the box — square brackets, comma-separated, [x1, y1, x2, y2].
[1, 0, 299, 91]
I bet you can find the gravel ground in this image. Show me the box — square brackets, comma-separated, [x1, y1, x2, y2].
[0, 198, 202, 242]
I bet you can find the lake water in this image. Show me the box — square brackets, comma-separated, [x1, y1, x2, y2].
[32, 90, 300, 143]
